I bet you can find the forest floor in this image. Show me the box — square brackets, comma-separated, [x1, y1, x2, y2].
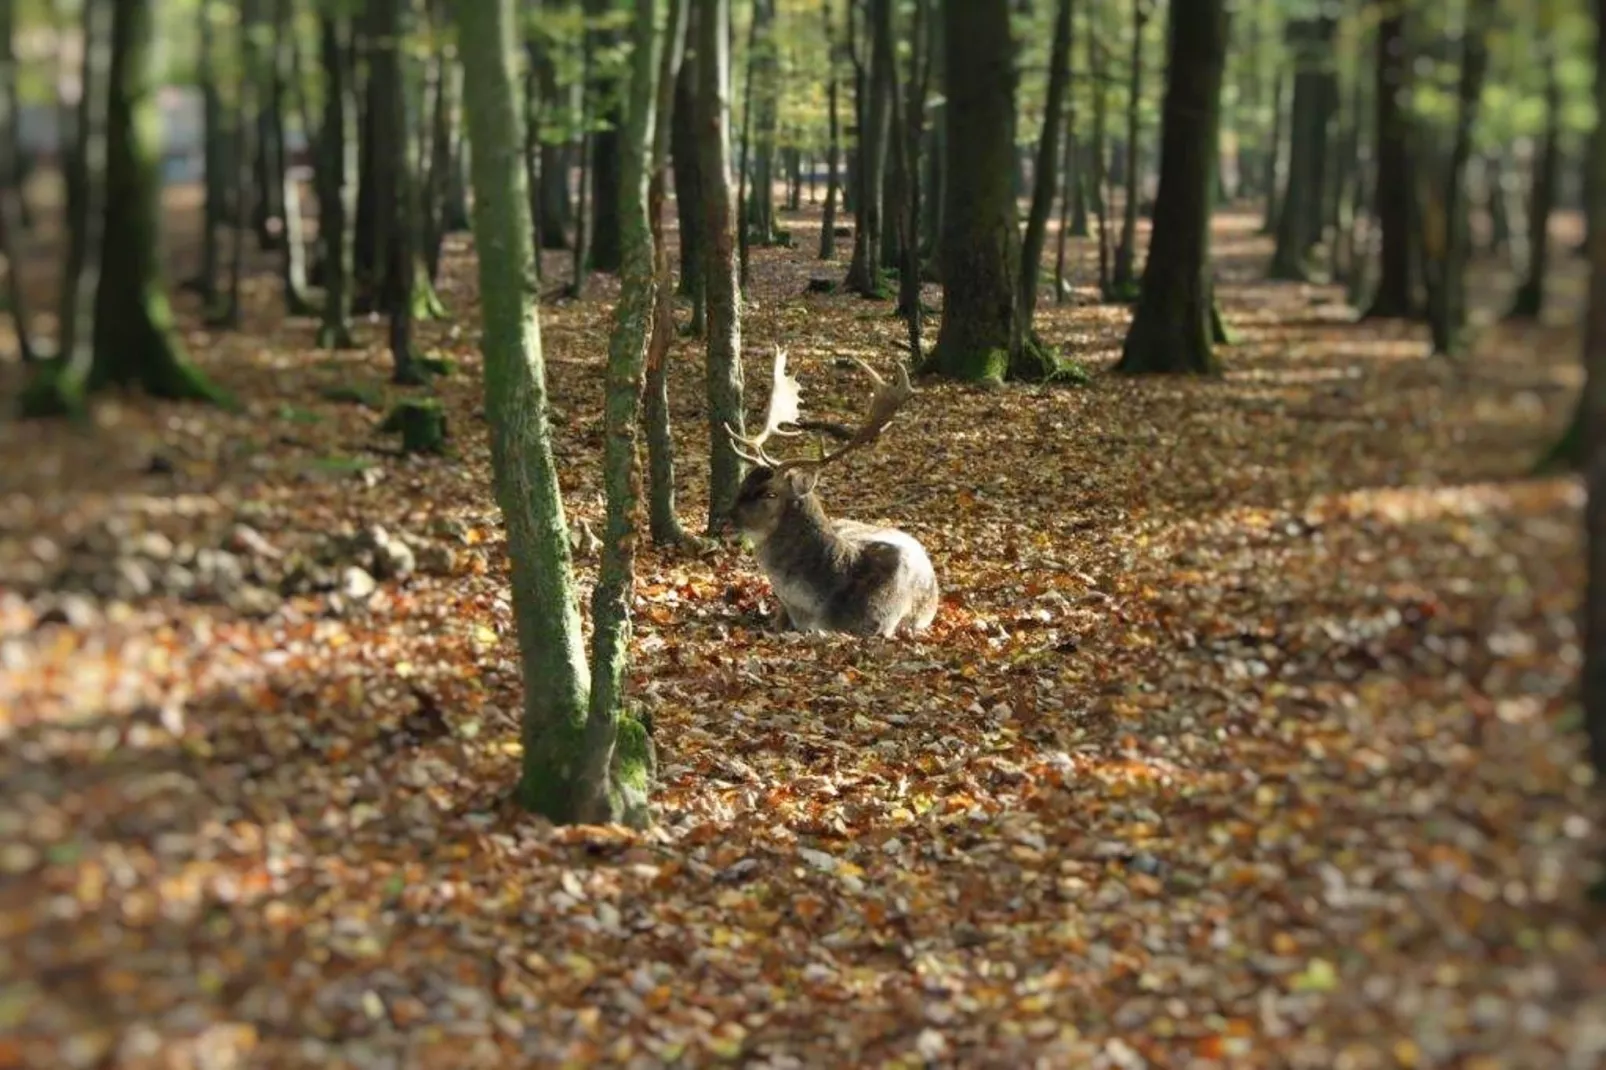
[2, 190, 1605, 1069]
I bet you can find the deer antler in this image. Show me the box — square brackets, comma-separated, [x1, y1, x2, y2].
[725, 345, 803, 468]
[771, 355, 914, 477]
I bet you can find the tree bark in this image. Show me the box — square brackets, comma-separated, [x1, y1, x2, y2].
[818, 0, 842, 260]
[1268, 17, 1337, 281]
[1364, 5, 1415, 318]
[698, 0, 745, 533]
[1427, 0, 1493, 357]
[26, 0, 227, 417]
[453, 0, 652, 827]
[646, 0, 689, 546]
[745, 0, 778, 246]
[1110, 0, 1148, 294]
[585, 0, 623, 272]
[1577, 0, 1606, 854]
[671, 32, 703, 304]
[368, 0, 420, 381]
[844, 0, 891, 296]
[317, 7, 356, 349]
[926, 0, 1023, 383]
[1115, 0, 1225, 376]
[1016, 0, 1073, 349]
[0, 0, 36, 360]
[1510, 46, 1560, 319]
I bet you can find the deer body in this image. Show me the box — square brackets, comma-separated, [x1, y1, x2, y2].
[735, 468, 939, 636]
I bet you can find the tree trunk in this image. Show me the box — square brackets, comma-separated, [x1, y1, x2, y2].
[1110, 0, 1148, 294]
[646, 0, 689, 546]
[27, 0, 227, 417]
[455, 0, 626, 825]
[0, 0, 36, 361]
[1510, 50, 1560, 319]
[1089, 21, 1112, 298]
[926, 0, 1023, 383]
[745, 0, 778, 246]
[671, 33, 703, 304]
[531, 8, 572, 250]
[273, 0, 313, 315]
[1016, 0, 1073, 350]
[818, 0, 841, 260]
[1115, 0, 1226, 375]
[423, 3, 460, 283]
[585, 0, 623, 273]
[1261, 62, 1284, 234]
[1427, 0, 1492, 357]
[1577, 0, 1606, 876]
[368, 0, 419, 382]
[698, 0, 745, 534]
[844, 0, 891, 296]
[184, 0, 223, 310]
[1268, 17, 1337, 281]
[1364, 5, 1414, 318]
[317, 8, 356, 349]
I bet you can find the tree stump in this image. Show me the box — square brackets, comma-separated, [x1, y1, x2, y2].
[382, 398, 448, 455]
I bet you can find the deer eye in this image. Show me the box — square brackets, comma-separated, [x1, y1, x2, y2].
[763, 491, 777, 500]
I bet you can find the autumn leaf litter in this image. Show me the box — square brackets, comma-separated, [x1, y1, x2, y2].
[0, 210, 1604, 1068]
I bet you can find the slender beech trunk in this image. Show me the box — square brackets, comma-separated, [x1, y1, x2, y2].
[671, 33, 703, 307]
[0, 0, 35, 360]
[1110, 0, 1148, 293]
[1427, 0, 1492, 357]
[317, 8, 356, 349]
[453, 0, 652, 827]
[1510, 46, 1560, 319]
[844, 0, 891, 296]
[369, 0, 419, 381]
[274, 0, 312, 314]
[1115, 0, 1226, 375]
[1269, 17, 1337, 281]
[745, 0, 778, 246]
[1261, 62, 1284, 234]
[585, 0, 623, 273]
[1016, 0, 1073, 350]
[1365, 5, 1414, 318]
[735, 6, 756, 288]
[1090, 26, 1112, 297]
[699, 0, 745, 534]
[646, 0, 689, 545]
[818, 0, 842, 260]
[186, 0, 223, 309]
[1578, 0, 1606, 821]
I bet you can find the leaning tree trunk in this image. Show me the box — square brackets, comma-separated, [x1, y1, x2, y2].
[453, 0, 652, 828]
[1110, 0, 1148, 295]
[1016, 0, 1073, 352]
[1427, 0, 1492, 358]
[1365, 5, 1415, 318]
[844, 0, 892, 296]
[926, 0, 1026, 383]
[698, 0, 745, 534]
[1510, 47, 1560, 320]
[1114, 0, 1226, 376]
[26, 0, 227, 417]
[645, 0, 689, 546]
[317, 6, 357, 349]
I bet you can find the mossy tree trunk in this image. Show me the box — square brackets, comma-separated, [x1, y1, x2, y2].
[926, 0, 1020, 384]
[454, 0, 652, 828]
[699, 0, 745, 534]
[1017, 0, 1073, 349]
[1110, 0, 1149, 295]
[844, 0, 891, 296]
[27, 0, 227, 418]
[646, 0, 689, 545]
[1510, 33, 1560, 320]
[1114, 0, 1226, 376]
[1427, 0, 1492, 358]
[1364, 6, 1415, 318]
[317, 6, 357, 349]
